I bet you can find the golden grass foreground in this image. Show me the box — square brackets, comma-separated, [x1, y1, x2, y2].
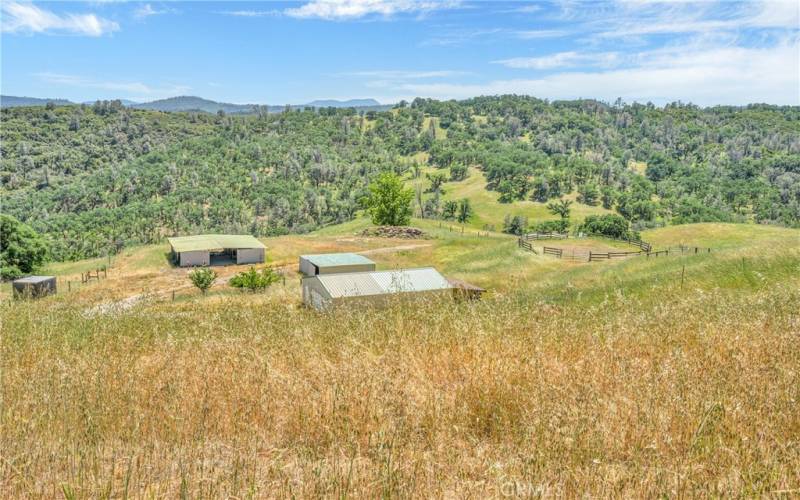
[2, 280, 799, 497]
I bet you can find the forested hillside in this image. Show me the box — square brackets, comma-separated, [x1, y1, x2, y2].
[2, 96, 799, 260]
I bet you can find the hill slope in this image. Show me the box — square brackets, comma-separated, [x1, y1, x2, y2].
[0, 95, 75, 107]
[3, 222, 799, 497]
[131, 95, 258, 114]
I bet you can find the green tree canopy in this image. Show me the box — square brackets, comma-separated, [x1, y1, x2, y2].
[367, 172, 414, 226]
[547, 199, 573, 220]
[0, 214, 48, 280]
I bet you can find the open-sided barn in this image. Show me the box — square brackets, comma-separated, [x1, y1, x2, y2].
[168, 235, 266, 267]
[299, 253, 376, 277]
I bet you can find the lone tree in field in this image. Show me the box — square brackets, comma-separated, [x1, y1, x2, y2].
[188, 268, 217, 295]
[0, 214, 48, 280]
[547, 199, 573, 221]
[367, 172, 414, 226]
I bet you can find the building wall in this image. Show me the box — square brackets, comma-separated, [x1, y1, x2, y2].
[12, 278, 57, 298]
[236, 248, 265, 265]
[318, 263, 376, 275]
[299, 258, 376, 277]
[330, 289, 453, 309]
[301, 277, 332, 310]
[179, 250, 210, 267]
[299, 257, 317, 277]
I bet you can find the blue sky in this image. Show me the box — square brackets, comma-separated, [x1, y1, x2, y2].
[2, 0, 798, 106]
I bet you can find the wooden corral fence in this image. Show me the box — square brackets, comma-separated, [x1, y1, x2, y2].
[81, 268, 107, 283]
[517, 238, 538, 254]
[542, 245, 712, 262]
[543, 246, 563, 258]
[521, 232, 569, 241]
[588, 250, 642, 261]
[582, 233, 653, 253]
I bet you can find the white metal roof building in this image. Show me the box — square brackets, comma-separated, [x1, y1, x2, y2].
[299, 253, 376, 277]
[168, 234, 266, 267]
[302, 267, 454, 310]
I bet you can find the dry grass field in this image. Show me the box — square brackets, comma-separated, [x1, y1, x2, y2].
[2, 222, 799, 497]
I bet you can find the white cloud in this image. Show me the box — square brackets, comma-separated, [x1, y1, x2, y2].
[134, 4, 172, 20]
[514, 29, 568, 39]
[344, 70, 467, 79]
[494, 51, 621, 69]
[285, 0, 462, 20]
[1, 1, 119, 36]
[218, 10, 280, 18]
[596, 0, 799, 38]
[394, 40, 800, 106]
[34, 72, 190, 97]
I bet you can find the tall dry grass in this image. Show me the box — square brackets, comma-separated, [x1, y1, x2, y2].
[2, 280, 799, 497]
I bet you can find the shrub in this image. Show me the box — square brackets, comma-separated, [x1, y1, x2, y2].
[229, 267, 281, 292]
[188, 268, 217, 295]
[502, 214, 528, 236]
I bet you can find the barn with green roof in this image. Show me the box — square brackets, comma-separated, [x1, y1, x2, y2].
[168, 234, 266, 267]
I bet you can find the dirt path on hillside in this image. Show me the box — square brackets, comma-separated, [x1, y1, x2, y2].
[359, 243, 433, 255]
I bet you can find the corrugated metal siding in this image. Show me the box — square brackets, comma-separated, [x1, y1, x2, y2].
[318, 273, 383, 298]
[302, 277, 334, 310]
[317, 268, 452, 299]
[236, 248, 265, 264]
[299, 254, 376, 276]
[179, 250, 210, 267]
[317, 263, 375, 275]
[371, 268, 451, 293]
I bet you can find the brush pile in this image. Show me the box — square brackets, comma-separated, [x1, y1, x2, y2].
[361, 226, 428, 239]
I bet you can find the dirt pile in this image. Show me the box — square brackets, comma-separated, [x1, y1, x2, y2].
[360, 226, 428, 239]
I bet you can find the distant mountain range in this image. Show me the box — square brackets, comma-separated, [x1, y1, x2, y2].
[0, 95, 390, 113]
[1, 95, 75, 108]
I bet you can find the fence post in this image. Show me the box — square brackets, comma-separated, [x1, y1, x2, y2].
[680, 264, 685, 290]
[588, 251, 592, 262]
[68, 281, 71, 292]
[172, 290, 175, 301]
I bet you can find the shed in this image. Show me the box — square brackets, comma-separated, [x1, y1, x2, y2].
[168, 234, 266, 267]
[447, 277, 486, 300]
[12, 275, 57, 298]
[302, 267, 453, 310]
[299, 253, 376, 277]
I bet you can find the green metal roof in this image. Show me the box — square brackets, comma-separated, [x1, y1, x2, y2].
[168, 234, 266, 253]
[300, 253, 374, 267]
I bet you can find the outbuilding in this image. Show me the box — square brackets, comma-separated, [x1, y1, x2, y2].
[299, 253, 376, 277]
[168, 234, 266, 267]
[302, 267, 454, 310]
[12, 275, 57, 298]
